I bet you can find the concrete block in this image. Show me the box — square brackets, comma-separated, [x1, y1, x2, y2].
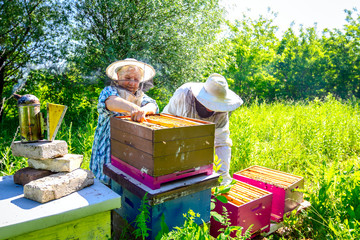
[28, 154, 83, 172]
[11, 140, 68, 160]
[13, 167, 53, 185]
[24, 169, 94, 203]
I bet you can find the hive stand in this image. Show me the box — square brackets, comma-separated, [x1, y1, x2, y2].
[0, 175, 121, 240]
[104, 163, 219, 240]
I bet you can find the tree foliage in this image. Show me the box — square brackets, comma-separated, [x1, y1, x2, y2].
[219, 9, 360, 102]
[68, 0, 224, 106]
[0, 0, 67, 119]
[222, 15, 280, 102]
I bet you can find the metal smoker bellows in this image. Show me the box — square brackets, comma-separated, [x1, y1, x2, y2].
[14, 94, 44, 142]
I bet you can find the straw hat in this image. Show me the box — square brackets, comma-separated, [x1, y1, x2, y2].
[190, 73, 243, 112]
[106, 58, 156, 82]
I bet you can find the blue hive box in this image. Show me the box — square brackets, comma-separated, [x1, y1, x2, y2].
[104, 163, 219, 240]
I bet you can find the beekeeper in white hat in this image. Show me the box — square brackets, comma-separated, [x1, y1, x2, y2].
[162, 73, 243, 185]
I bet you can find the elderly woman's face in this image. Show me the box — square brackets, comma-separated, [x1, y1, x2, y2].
[116, 66, 142, 94]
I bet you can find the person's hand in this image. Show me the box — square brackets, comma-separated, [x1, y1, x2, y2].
[130, 106, 147, 122]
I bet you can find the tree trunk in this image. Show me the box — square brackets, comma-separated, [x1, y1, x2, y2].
[0, 67, 5, 123]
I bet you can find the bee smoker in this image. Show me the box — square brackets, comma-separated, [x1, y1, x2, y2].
[14, 94, 45, 142]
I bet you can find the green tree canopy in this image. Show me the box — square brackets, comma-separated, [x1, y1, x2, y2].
[68, 0, 225, 104]
[221, 9, 360, 102]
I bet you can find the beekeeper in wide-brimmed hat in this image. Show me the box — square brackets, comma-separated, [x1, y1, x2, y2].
[90, 58, 159, 185]
[162, 73, 243, 185]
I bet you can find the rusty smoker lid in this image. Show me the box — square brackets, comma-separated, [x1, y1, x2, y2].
[14, 94, 40, 106]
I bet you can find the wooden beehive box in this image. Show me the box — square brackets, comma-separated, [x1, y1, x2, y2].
[210, 180, 272, 238]
[110, 113, 215, 177]
[233, 165, 304, 222]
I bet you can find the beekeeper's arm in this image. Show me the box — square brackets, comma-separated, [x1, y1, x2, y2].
[214, 115, 232, 175]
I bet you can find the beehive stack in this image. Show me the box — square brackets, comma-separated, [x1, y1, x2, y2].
[234, 165, 304, 222]
[106, 113, 220, 240]
[11, 140, 94, 203]
[210, 180, 273, 238]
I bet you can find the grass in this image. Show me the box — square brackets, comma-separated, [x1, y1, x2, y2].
[1, 95, 359, 239]
[229, 95, 360, 239]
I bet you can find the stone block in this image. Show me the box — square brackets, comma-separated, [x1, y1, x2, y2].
[24, 169, 94, 203]
[13, 167, 53, 185]
[28, 154, 83, 172]
[11, 140, 68, 160]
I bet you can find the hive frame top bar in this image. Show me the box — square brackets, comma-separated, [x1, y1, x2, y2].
[239, 165, 303, 179]
[224, 179, 272, 206]
[115, 113, 215, 128]
[236, 165, 303, 188]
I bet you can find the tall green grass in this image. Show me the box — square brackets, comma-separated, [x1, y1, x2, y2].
[229, 95, 360, 239]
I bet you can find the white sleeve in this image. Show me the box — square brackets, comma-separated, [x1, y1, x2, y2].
[162, 87, 190, 116]
[215, 117, 232, 148]
[215, 145, 231, 170]
[214, 117, 233, 183]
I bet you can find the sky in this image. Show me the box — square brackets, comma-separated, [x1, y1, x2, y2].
[222, 0, 360, 35]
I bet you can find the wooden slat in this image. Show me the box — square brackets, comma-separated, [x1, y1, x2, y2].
[238, 172, 289, 188]
[111, 139, 154, 173]
[232, 185, 263, 198]
[228, 191, 251, 203]
[111, 127, 153, 154]
[238, 166, 301, 185]
[111, 116, 215, 142]
[224, 194, 246, 206]
[153, 135, 214, 156]
[240, 170, 294, 185]
[111, 140, 213, 176]
[231, 187, 258, 200]
[251, 166, 302, 181]
[153, 124, 215, 142]
[161, 113, 214, 125]
[152, 148, 213, 176]
[242, 171, 294, 184]
[111, 129, 214, 156]
[110, 117, 153, 140]
[235, 181, 270, 195]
